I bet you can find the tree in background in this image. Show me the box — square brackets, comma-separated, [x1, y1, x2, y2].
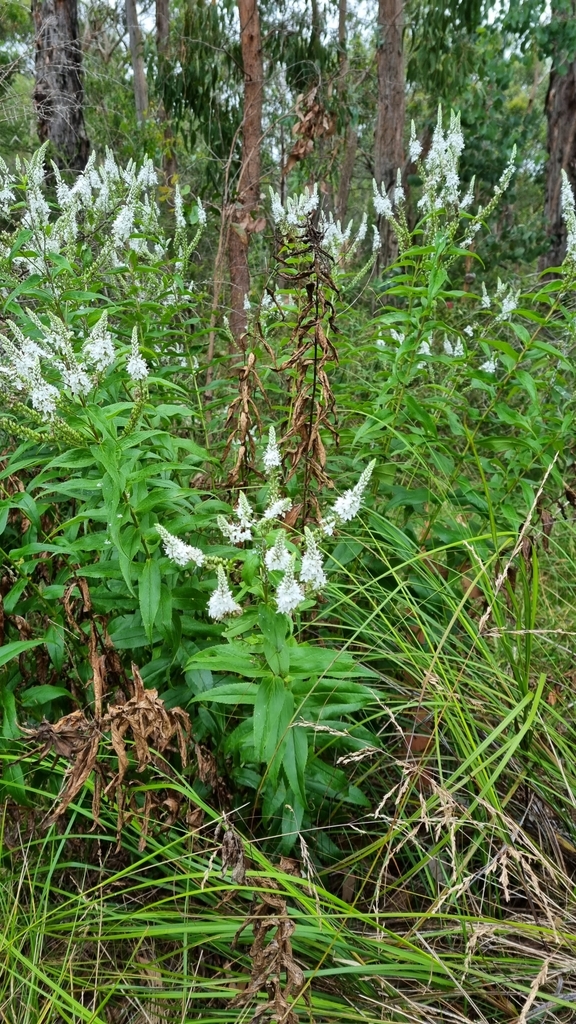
[125, 0, 148, 123]
[228, 0, 264, 343]
[31, 0, 89, 169]
[542, 0, 576, 267]
[375, 0, 404, 263]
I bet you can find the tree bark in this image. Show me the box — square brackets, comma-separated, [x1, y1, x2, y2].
[229, 0, 263, 344]
[156, 0, 177, 185]
[31, 0, 90, 170]
[125, 0, 148, 123]
[374, 0, 404, 265]
[335, 0, 357, 222]
[542, 61, 576, 268]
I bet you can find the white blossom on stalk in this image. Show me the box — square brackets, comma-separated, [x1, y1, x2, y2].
[481, 283, 491, 309]
[496, 288, 520, 322]
[331, 459, 376, 524]
[0, 156, 15, 217]
[265, 531, 292, 571]
[174, 183, 186, 231]
[372, 181, 393, 219]
[463, 324, 474, 337]
[126, 326, 148, 381]
[479, 356, 498, 374]
[263, 425, 282, 473]
[262, 497, 292, 521]
[83, 312, 115, 371]
[112, 204, 135, 247]
[270, 184, 319, 232]
[236, 492, 254, 528]
[58, 361, 92, 396]
[275, 557, 305, 615]
[319, 516, 336, 537]
[300, 528, 326, 590]
[408, 121, 422, 163]
[443, 336, 464, 358]
[561, 170, 576, 262]
[156, 524, 205, 567]
[197, 199, 206, 227]
[394, 169, 405, 206]
[372, 225, 381, 252]
[208, 566, 242, 620]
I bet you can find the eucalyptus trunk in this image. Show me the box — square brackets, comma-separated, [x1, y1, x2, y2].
[32, 0, 89, 170]
[374, 0, 404, 265]
[125, 0, 148, 123]
[543, 60, 576, 268]
[156, 0, 177, 186]
[228, 0, 264, 343]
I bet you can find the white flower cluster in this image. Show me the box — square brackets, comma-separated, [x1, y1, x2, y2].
[0, 155, 15, 217]
[320, 211, 367, 261]
[561, 170, 576, 264]
[443, 336, 465, 358]
[157, 433, 376, 620]
[482, 277, 520, 322]
[269, 184, 319, 234]
[417, 108, 465, 214]
[0, 309, 146, 419]
[126, 326, 149, 381]
[1, 145, 183, 277]
[320, 459, 376, 535]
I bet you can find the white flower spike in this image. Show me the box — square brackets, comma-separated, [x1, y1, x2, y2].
[126, 326, 149, 381]
[263, 425, 282, 473]
[208, 566, 242, 620]
[276, 557, 305, 615]
[300, 528, 327, 590]
[331, 459, 376, 524]
[265, 532, 292, 572]
[156, 525, 205, 568]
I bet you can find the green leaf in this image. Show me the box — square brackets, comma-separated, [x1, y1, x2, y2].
[20, 685, 73, 706]
[282, 726, 308, 806]
[0, 639, 44, 670]
[140, 558, 162, 641]
[253, 675, 287, 761]
[258, 607, 290, 677]
[192, 682, 258, 704]
[186, 643, 267, 678]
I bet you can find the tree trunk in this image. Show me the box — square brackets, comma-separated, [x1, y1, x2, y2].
[542, 61, 576, 268]
[31, 0, 90, 170]
[335, 0, 357, 222]
[374, 0, 404, 265]
[229, 0, 263, 344]
[156, 0, 177, 186]
[125, 0, 148, 123]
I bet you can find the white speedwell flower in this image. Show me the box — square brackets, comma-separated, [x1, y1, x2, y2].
[331, 459, 376, 524]
[263, 425, 282, 473]
[126, 326, 149, 381]
[83, 312, 115, 371]
[561, 170, 576, 263]
[265, 531, 292, 571]
[372, 180, 393, 219]
[262, 497, 292, 521]
[156, 524, 205, 568]
[300, 528, 326, 590]
[208, 566, 242, 620]
[276, 557, 305, 615]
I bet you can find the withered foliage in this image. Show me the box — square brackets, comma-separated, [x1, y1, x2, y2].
[283, 86, 336, 177]
[231, 879, 305, 1024]
[275, 222, 340, 509]
[23, 658, 191, 847]
[223, 351, 269, 486]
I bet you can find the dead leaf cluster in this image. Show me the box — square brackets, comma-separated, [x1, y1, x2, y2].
[231, 879, 304, 1024]
[23, 662, 191, 849]
[283, 87, 335, 176]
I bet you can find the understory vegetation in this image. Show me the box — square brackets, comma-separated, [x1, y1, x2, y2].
[2, 37, 576, 1024]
